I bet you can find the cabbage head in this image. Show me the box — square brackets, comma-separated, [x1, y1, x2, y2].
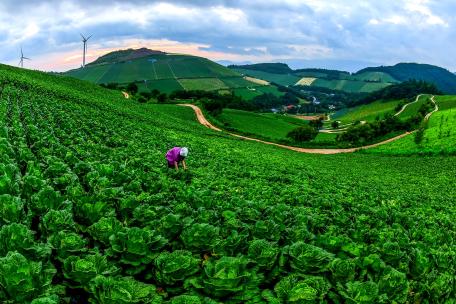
[154, 250, 200, 285]
[108, 227, 168, 266]
[288, 242, 334, 273]
[48, 230, 88, 260]
[89, 275, 163, 304]
[274, 274, 331, 303]
[338, 281, 379, 304]
[378, 267, 409, 303]
[0, 223, 51, 260]
[0, 252, 56, 303]
[180, 223, 220, 252]
[88, 216, 123, 245]
[0, 194, 26, 225]
[188, 256, 260, 300]
[247, 239, 279, 269]
[63, 253, 119, 286]
[40, 209, 76, 236]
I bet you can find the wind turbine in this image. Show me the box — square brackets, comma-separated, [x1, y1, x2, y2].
[19, 47, 31, 68]
[81, 34, 92, 68]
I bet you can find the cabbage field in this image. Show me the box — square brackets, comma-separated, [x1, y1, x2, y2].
[0, 64, 455, 303]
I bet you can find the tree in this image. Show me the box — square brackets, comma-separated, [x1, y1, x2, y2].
[415, 120, 428, 145]
[331, 121, 340, 129]
[287, 125, 318, 142]
[157, 93, 168, 104]
[126, 83, 138, 95]
[309, 117, 324, 130]
[151, 89, 160, 98]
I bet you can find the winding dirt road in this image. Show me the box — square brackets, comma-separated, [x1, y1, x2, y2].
[178, 103, 436, 154]
[394, 94, 424, 117]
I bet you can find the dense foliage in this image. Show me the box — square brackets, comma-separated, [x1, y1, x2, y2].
[228, 63, 293, 74]
[354, 80, 441, 106]
[0, 64, 455, 303]
[287, 125, 319, 142]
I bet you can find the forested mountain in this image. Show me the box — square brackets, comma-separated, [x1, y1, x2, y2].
[356, 63, 456, 94]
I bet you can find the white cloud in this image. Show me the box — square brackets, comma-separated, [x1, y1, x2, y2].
[0, 0, 455, 71]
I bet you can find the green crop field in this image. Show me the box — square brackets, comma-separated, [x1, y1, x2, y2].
[216, 109, 308, 141]
[233, 68, 300, 86]
[1, 64, 455, 303]
[333, 99, 402, 123]
[146, 79, 184, 94]
[367, 95, 456, 155]
[221, 77, 258, 88]
[311, 78, 391, 93]
[352, 71, 399, 83]
[233, 85, 284, 100]
[179, 78, 228, 91]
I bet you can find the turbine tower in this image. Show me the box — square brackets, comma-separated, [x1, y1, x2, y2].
[81, 34, 92, 68]
[19, 48, 31, 68]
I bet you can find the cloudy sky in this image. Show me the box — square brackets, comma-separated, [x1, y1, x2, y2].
[0, 0, 454, 72]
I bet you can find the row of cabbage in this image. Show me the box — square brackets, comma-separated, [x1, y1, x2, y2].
[0, 65, 455, 303]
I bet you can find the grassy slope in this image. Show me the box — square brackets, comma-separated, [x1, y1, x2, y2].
[232, 68, 301, 86]
[232, 85, 283, 100]
[216, 109, 308, 141]
[352, 71, 399, 83]
[1, 64, 455, 302]
[216, 109, 337, 144]
[367, 95, 456, 155]
[332, 99, 402, 123]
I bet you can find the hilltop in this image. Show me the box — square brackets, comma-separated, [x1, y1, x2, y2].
[65, 48, 282, 96]
[88, 48, 166, 65]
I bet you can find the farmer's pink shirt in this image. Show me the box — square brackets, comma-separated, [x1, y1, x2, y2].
[166, 147, 183, 164]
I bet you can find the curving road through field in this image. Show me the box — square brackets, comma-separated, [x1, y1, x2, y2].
[178, 101, 436, 154]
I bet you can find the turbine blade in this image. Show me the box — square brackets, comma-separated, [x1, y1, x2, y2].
[87, 35, 92, 40]
[24, 57, 31, 60]
[81, 33, 87, 41]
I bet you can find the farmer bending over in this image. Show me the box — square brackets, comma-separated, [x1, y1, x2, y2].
[166, 147, 188, 171]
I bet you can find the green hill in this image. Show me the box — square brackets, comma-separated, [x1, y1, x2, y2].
[1, 64, 456, 302]
[65, 48, 278, 95]
[356, 63, 456, 94]
[230, 64, 397, 93]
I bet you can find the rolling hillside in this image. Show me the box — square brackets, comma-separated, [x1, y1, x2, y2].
[231, 62, 456, 94]
[65, 48, 278, 95]
[230, 63, 397, 93]
[1, 64, 456, 302]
